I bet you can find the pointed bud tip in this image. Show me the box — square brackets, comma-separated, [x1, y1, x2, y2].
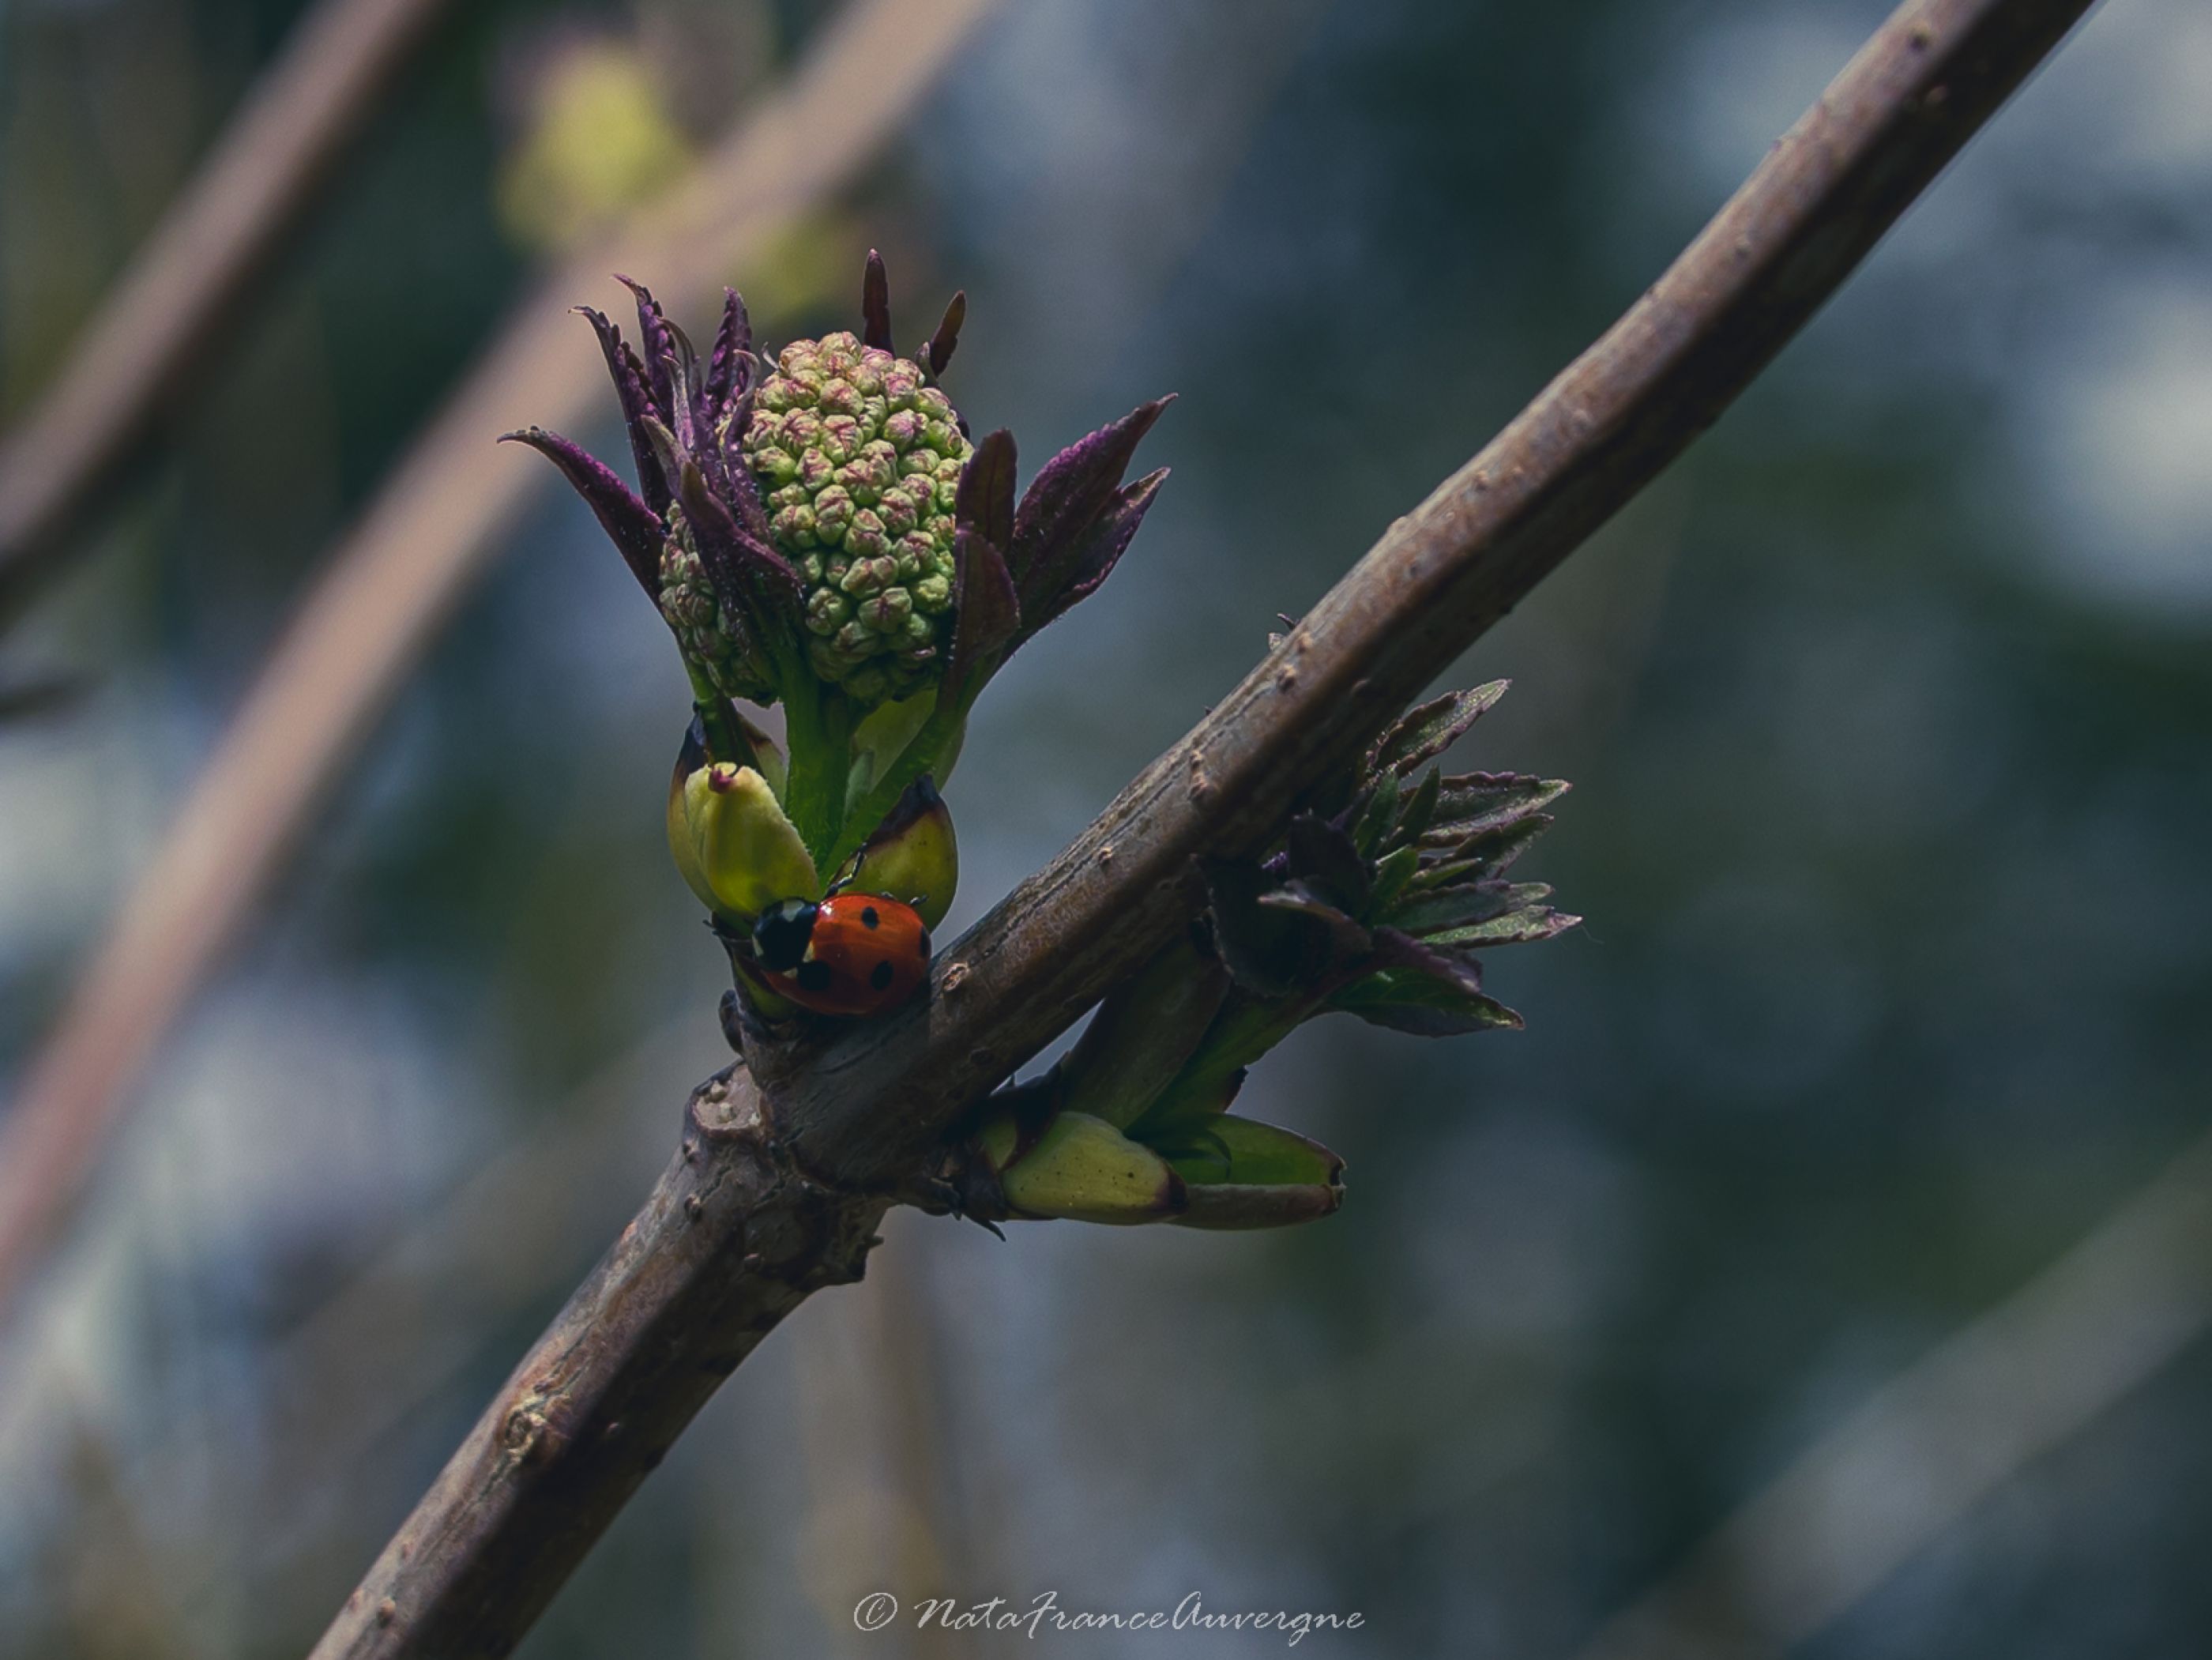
[862, 250, 894, 352]
[926, 291, 967, 374]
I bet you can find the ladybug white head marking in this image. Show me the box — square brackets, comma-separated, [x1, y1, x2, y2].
[751, 898, 819, 973]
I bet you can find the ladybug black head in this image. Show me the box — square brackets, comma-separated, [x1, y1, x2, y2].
[750, 898, 820, 973]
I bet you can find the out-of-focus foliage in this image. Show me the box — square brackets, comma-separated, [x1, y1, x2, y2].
[497, 36, 690, 254]
[2, 1, 2210, 1658]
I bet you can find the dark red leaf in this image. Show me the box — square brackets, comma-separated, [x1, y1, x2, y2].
[578, 307, 671, 515]
[502, 427, 664, 599]
[1009, 397, 1171, 607]
[658, 317, 707, 464]
[1372, 682, 1508, 777]
[615, 274, 678, 421]
[862, 249, 893, 352]
[1367, 927, 1485, 997]
[1333, 970, 1523, 1037]
[954, 429, 1018, 554]
[677, 459, 802, 632]
[1015, 469, 1166, 642]
[945, 528, 1020, 694]
[1384, 880, 1525, 936]
[1200, 860, 1334, 999]
[1420, 774, 1572, 843]
[1283, 812, 1371, 913]
[703, 288, 753, 421]
[925, 291, 966, 375]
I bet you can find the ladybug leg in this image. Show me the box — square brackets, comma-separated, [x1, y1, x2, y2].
[909, 1170, 1008, 1240]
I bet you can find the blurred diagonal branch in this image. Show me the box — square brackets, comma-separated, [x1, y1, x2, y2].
[0, 0, 1005, 1332]
[307, 2, 2097, 1654]
[1570, 1125, 2212, 1660]
[0, 0, 459, 627]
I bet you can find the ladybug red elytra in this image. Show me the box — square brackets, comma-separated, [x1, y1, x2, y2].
[750, 891, 932, 1017]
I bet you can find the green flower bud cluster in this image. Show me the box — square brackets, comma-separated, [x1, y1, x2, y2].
[514, 254, 1168, 977]
[739, 331, 972, 709]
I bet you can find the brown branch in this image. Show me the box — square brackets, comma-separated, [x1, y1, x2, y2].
[0, 0, 1006, 1333]
[311, 1, 2097, 1654]
[0, 0, 459, 626]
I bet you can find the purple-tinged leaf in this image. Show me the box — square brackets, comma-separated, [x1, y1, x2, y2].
[719, 389, 772, 544]
[1284, 813, 1371, 913]
[1201, 860, 1338, 999]
[1333, 969, 1524, 1037]
[925, 290, 966, 375]
[954, 429, 1017, 555]
[1014, 467, 1166, 641]
[1422, 774, 1572, 843]
[703, 288, 753, 420]
[1417, 813, 1552, 882]
[501, 427, 664, 599]
[1386, 879, 1541, 937]
[579, 307, 672, 515]
[1256, 883, 1371, 966]
[677, 458, 802, 632]
[1424, 906, 1582, 949]
[1373, 681, 1509, 777]
[638, 414, 686, 498]
[1367, 928, 1484, 997]
[660, 325, 742, 513]
[861, 248, 893, 352]
[1008, 397, 1172, 595]
[658, 318, 706, 463]
[945, 528, 1020, 694]
[615, 274, 679, 422]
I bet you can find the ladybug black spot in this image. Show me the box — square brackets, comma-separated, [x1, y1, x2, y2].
[795, 961, 834, 992]
[860, 906, 880, 930]
[868, 959, 895, 992]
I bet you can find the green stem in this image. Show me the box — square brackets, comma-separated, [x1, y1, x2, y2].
[780, 679, 851, 875]
[1125, 991, 1314, 1144]
[822, 697, 971, 875]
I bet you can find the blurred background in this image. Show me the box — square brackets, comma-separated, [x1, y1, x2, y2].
[2, 0, 2209, 1654]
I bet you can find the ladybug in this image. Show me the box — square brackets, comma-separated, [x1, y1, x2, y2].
[750, 891, 933, 1017]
